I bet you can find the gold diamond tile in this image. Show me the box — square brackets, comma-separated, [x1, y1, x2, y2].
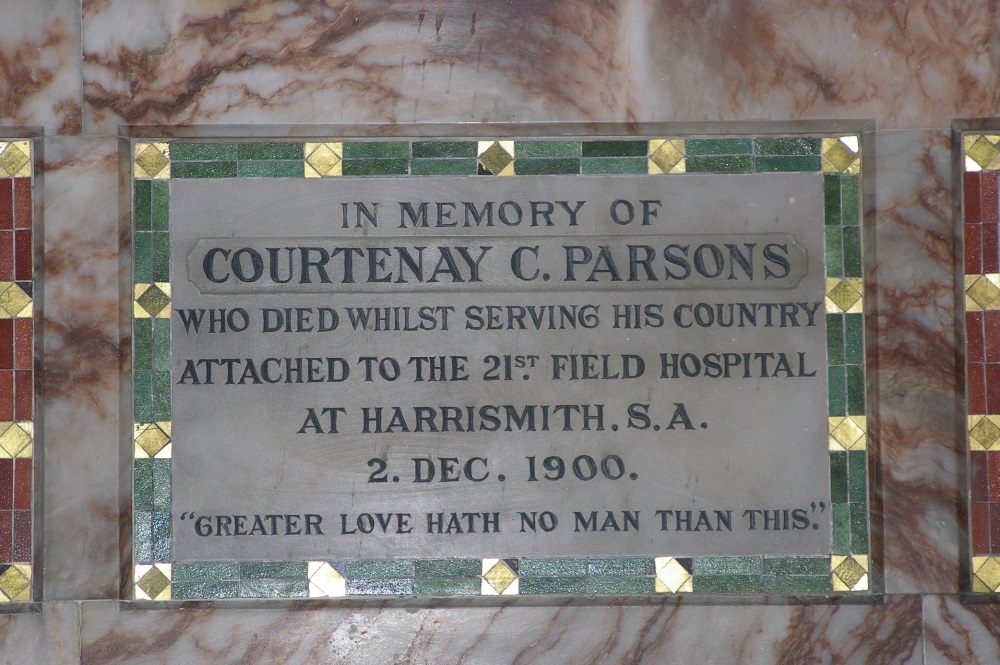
[970, 416, 1000, 451]
[0, 422, 32, 458]
[648, 139, 685, 174]
[966, 274, 1000, 311]
[831, 555, 868, 592]
[135, 422, 171, 458]
[478, 141, 514, 176]
[654, 557, 693, 593]
[0, 565, 31, 602]
[135, 564, 171, 600]
[135, 283, 172, 318]
[305, 142, 343, 178]
[0, 283, 32, 318]
[966, 135, 1000, 172]
[822, 136, 860, 174]
[973, 556, 1000, 592]
[134, 142, 170, 179]
[826, 278, 864, 313]
[482, 558, 518, 595]
[308, 561, 346, 597]
[829, 416, 867, 451]
[0, 143, 29, 178]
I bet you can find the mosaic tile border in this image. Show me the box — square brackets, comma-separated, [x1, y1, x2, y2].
[0, 140, 34, 603]
[131, 136, 870, 600]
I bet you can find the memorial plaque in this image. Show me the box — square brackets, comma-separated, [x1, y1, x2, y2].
[131, 136, 872, 599]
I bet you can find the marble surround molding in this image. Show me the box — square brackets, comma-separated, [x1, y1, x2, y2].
[0, 0, 998, 662]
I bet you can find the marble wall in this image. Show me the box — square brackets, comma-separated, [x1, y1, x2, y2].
[1, 0, 998, 662]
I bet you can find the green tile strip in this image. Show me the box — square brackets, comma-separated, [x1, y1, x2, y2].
[132, 135, 868, 598]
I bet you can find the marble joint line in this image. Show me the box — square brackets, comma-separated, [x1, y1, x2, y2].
[131, 136, 869, 600]
[0, 140, 34, 603]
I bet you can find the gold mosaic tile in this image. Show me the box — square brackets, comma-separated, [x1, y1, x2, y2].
[134, 283, 172, 319]
[134, 142, 170, 179]
[134, 422, 172, 458]
[477, 141, 514, 176]
[821, 136, 861, 174]
[0, 422, 32, 458]
[654, 557, 693, 593]
[304, 142, 343, 178]
[0, 141, 31, 178]
[481, 558, 519, 595]
[973, 556, 1000, 592]
[648, 139, 686, 174]
[965, 135, 1000, 172]
[969, 415, 1000, 451]
[135, 564, 171, 600]
[0, 282, 32, 318]
[965, 274, 1000, 311]
[826, 278, 864, 314]
[831, 555, 868, 592]
[829, 416, 867, 451]
[0, 565, 31, 602]
[308, 561, 346, 597]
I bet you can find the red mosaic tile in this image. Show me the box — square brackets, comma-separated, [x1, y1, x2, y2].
[13, 229, 29, 281]
[0, 372, 12, 421]
[984, 222, 1000, 273]
[0, 511, 11, 562]
[13, 459, 30, 510]
[990, 506, 1000, 554]
[987, 312, 1000, 363]
[13, 178, 30, 229]
[974, 502, 991, 554]
[13, 369, 31, 421]
[967, 223, 984, 274]
[966, 172, 983, 224]
[969, 311, 985, 363]
[13, 319, 30, 370]
[0, 460, 11, 510]
[973, 450, 990, 501]
[0, 320, 12, 370]
[984, 172, 1000, 225]
[12, 511, 29, 561]
[989, 452, 1000, 502]
[969, 361, 987, 414]
[0, 230, 12, 281]
[987, 364, 1000, 414]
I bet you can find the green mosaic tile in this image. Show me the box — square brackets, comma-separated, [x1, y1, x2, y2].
[412, 141, 476, 158]
[845, 314, 863, 364]
[134, 233, 151, 283]
[762, 575, 830, 593]
[842, 175, 860, 225]
[172, 562, 239, 581]
[152, 371, 171, 421]
[151, 181, 169, 231]
[410, 159, 477, 176]
[347, 578, 413, 595]
[755, 156, 822, 173]
[134, 460, 153, 511]
[843, 226, 862, 277]
[832, 504, 851, 554]
[686, 138, 751, 156]
[342, 159, 409, 176]
[686, 155, 752, 173]
[151, 232, 170, 282]
[693, 557, 762, 576]
[171, 161, 238, 178]
[412, 578, 480, 595]
[830, 451, 848, 503]
[134, 512, 152, 562]
[515, 141, 580, 158]
[851, 503, 869, 553]
[170, 143, 238, 161]
[763, 557, 830, 576]
[237, 161, 302, 178]
[152, 319, 170, 372]
[237, 143, 302, 160]
[151, 459, 171, 510]
[240, 580, 308, 598]
[345, 559, 414, 578]
[755, 137, 821, 156]
[828, 366, 846, 416]
[847, 365, 865, 415]
[134, 180, 151, 230]
[589, 577, 655, 594]
[172, 581, 239, 599]
[588, 558, 654, 576]
[152, 511, 171, 561]
[849, 450, 867, 503]
[133, 318, 152, 371]
[692, 575, 760, 593]
[520, 577, 587, 594]
[414, 559, 480, 578]
[515, 158, 580, 175]
[824, 175, 841, 225]
[826, 315, 844, 365]
[519, 558, 587, 577]
[343, 141, 409, 159]
[134, 371, 153, 422]
[582, 157, 646, 175]
[240, 562, 308, 580]
[825, 227, 843, 278]
[582, 141, 647, 158]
